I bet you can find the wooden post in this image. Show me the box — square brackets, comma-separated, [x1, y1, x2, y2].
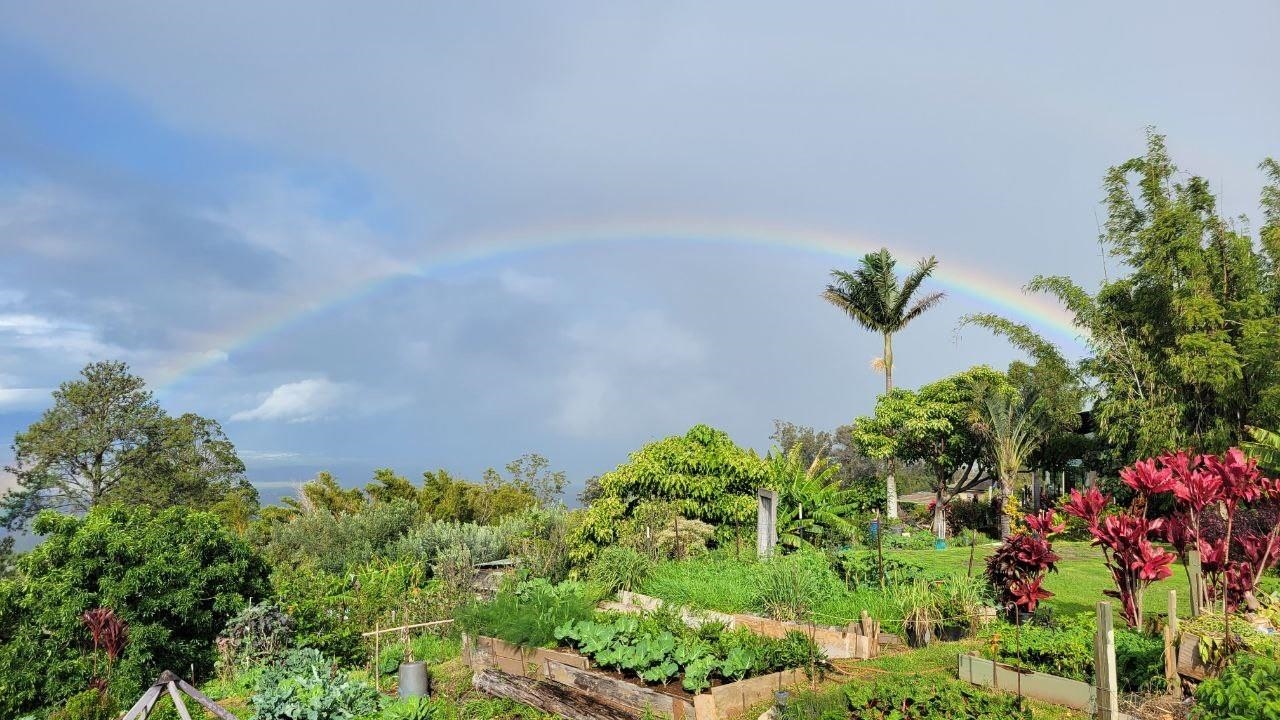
[1188, 549, 1204, 617]
[1094, 602, 1119, 720]
[756, 489, 778, 559]
[1164, 590, 1181, 698]
[374, 619, 381, 692]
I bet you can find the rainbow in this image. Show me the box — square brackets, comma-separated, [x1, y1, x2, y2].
[151, 219, 1084, 389]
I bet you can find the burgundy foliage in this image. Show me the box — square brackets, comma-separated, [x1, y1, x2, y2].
[1064, 448, 1280, 624]
[986, 510, 1061, 614]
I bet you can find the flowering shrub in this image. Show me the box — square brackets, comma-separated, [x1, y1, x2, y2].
[985, 510, 1061, 614]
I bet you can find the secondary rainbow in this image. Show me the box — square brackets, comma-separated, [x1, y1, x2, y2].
[151, 219, 1084, 389]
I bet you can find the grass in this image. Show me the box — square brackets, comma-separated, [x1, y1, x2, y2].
[894, 540, 1190, 619]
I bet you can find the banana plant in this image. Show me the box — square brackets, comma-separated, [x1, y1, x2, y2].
[767, 445, 858, 550]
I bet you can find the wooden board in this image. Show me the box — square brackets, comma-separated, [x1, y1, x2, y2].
[545, 660, 693, 718]
[1176, 633, 1210, 681]
[473, 669, 639, 720]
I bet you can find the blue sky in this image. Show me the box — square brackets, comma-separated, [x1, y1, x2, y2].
[1, 2, 1277, 506]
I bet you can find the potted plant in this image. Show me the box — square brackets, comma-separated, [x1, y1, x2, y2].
[898, 579, 941, 648]
[935, 574, 985, 641]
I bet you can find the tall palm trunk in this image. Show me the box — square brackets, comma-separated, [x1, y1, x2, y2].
[883, 332, 899, 520]
[997, 476, 1012, 539]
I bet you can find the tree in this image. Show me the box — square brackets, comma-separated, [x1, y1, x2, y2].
[484, 453, 566, 507]
[1, 361, 254, 530]
[824, 249, 946, 519]
[852, 366, 1007, 539]
[1029, 132, 1280, 461]
[567, 424, 768, 563]
[365, 468, 418, 504]
[0, 505, 271, 717]
[771, 420, 880, 496]
[981, 389, 1043, 538]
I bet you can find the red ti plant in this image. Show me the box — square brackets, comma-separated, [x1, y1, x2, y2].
[1062, 482, 1175, 628]
[82, 607, 128, 690]
[985, 509, 1062, 616]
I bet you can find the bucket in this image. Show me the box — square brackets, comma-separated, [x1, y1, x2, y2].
[934, 538, 947, 550]
[398, 661, 429, 697]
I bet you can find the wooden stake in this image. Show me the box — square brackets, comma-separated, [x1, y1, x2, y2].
[374, 619, 381, 692]
[1164, 590, 1181, 698]
[1094, 602, 1119, 720]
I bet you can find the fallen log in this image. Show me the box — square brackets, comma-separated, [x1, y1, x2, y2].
[472, 668, 640, 720]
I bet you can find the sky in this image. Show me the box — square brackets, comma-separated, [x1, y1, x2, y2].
[1, 2, 1277, 509]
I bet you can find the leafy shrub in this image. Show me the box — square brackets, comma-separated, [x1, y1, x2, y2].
[832, 549, 924, 589]
[391, 519, 510, 570]
[589, 546, 654, 594]
[262, 499, 417, 575]
[251, 648, 380, 720]
[218, 602, 296, 672]
[980, 613, 1164, 692]
[48, 689, 118, 720]
[1193, 653, 1280, 720]
[456, 580, 595, 648]
[945, 497, 1000, 538]
[1114, 629, 1166, 693]
[0, 506, 271, 719]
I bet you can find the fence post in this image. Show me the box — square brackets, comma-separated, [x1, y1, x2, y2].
[756, 489, 778, 559]
[1095, 601, 1119, 720]
[1164, 590, 1181, 698]
[1187, 549, 1204, 617]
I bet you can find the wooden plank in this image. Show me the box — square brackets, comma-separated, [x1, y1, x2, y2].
[545, 660, 677, 715]
[361, 619, 454, 637]
[1095, 601, 1119, 720]
[959, 654, 1095, 712]
[121, 683, 166, 720]
[166, 681, 193, 720]
[174, 677, 240, 720]
[1177, 633, 1210, 680]
[473, 668, 639, 720]
[693, 694, 718, 720]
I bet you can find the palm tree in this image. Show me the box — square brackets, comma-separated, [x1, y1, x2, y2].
[983, 389, 1043, 538]
[824, 249, 945, 519]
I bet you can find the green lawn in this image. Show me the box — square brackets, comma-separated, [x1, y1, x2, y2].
[893, 540, 1190, 620]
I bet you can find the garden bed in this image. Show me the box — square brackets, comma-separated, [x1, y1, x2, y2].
[957, 653, 1097, 713]
[464, 633, 812, 720]
[608, 591, 882, 660]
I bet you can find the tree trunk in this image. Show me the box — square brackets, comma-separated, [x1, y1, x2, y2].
[883, 332, 899, 520]
[997, 476, 1011, 539]
[933, 489, 947, 540]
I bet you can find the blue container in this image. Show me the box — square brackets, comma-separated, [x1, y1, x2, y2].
[934, 538, 947, 550]
[868, 519, 880, 541]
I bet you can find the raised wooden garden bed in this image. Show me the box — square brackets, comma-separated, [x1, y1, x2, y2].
[607, 591, 882, 660]
[465, 634, 812, 720]
[958, 653, 1096, 713]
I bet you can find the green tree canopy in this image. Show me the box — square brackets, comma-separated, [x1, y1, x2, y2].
[851, 366, 1010, 538]
[0, 505, 271, 717]
[1030, 132, 1280, 461]
[568, 424, 767, 563]
[1, 361, 256, 530]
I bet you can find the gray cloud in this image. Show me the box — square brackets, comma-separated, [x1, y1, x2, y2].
[0, 2, 1275, 490]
